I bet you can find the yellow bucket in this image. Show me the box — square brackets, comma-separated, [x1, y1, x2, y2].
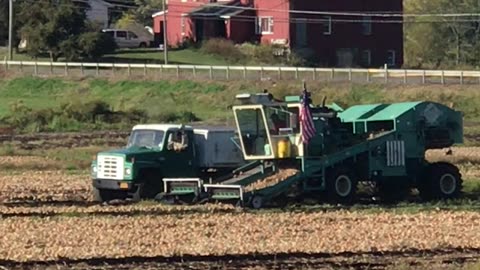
[277, 138, 291, 158]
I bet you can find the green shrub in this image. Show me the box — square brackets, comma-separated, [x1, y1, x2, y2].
[78, 30, 117, 60]
[152, 111, 201, 123]
[200, 38, 246, 64]
[178, 111, 201, 122]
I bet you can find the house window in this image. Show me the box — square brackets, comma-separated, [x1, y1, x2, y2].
[362, 16, 372, 35]
[181, 17, 186, 36]
[296, 18, 307, 47]
[322, 16, 332, 35]
[256, 17, 273, 34]
[361, 50, 371, 66]
[387, 50, 396, 66]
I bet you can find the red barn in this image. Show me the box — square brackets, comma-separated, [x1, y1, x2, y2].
[153, 0, 403, 68]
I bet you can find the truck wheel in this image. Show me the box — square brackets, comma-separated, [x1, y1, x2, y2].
[327, 167, 357, 204]
[92, 187, 126, 202]
[250, 195, 264, 209]
[418, 162, 463, 200]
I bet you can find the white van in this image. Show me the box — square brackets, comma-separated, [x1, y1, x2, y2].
[102, 29, 152, 48]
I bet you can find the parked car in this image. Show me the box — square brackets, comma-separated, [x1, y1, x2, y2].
[101, 29, 151, 48]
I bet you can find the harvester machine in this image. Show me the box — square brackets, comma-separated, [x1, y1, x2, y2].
[164, 86, 464, 208]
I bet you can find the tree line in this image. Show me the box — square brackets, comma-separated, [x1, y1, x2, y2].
[404, 0, 480, 69]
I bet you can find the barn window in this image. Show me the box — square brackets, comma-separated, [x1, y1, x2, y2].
[387, 50, 396, 66]
[361, 50, 371, 66]
[362, 16, 372, 35]
[322, 16, 332, 35]
[256, 17, 274, 34]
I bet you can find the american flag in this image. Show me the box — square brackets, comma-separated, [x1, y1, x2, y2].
[299, 89, 316, 144]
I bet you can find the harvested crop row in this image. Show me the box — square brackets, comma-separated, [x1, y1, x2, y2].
[0, 156, 61, 171]
[0, 171, 91, 203]
[426, 147, 480, 163]
[0, 203, 237, 216]
[244, 169, 299, 192]
[0, 131, 129, 150]
[1, 211, 480, 262]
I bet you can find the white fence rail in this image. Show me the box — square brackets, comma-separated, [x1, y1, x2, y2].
[2, 60, 480, 85]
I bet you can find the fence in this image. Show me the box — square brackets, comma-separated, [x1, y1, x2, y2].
[2, 59, 480, 85]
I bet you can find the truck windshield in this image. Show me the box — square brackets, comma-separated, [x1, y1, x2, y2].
[127, 130, 165, 149]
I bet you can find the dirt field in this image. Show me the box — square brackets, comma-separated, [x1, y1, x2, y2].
[0, 134, 480, 269]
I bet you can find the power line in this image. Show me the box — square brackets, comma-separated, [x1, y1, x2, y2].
[162, 10, 480, 25]
[166, 2, 480, 18]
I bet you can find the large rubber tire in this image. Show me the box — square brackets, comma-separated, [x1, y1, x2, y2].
[326, 167, 357, 204]
[418, 162, 463, 201]
[92, 187, 127, 202]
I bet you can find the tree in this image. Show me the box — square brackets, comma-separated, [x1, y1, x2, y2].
[132, 0, 164, 26]
[16, 0, 116, 61]
[78, 24, 117, 60]
[405, 0, 480, 68]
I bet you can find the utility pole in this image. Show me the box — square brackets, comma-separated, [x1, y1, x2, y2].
[8, 0, 13, 60]
[162, 0, 168, 64]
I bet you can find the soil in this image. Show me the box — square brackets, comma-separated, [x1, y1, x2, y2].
[2, 249, 479, 270]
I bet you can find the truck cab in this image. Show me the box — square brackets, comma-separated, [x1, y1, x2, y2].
[91, 124, 245, 202]
[91, 124, 198, 201]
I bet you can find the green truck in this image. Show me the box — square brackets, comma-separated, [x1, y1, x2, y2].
[90, 124, 245, 202]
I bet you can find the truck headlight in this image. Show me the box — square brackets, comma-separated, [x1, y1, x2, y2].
[125, 168, 132, 175]
[91, 165, 97, 177]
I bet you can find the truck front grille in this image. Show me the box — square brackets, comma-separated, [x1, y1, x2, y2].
[97, 155, 124, 180]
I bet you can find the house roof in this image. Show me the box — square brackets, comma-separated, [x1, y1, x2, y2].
[188, 0, 246, 18]
[89, 0, 114, 7]
[152, 10, 168, 18]
[104, 0, 137, 7]
[73, 0, 114, 8]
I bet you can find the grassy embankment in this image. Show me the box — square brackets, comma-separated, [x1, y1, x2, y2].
[0, 76, 479, 135]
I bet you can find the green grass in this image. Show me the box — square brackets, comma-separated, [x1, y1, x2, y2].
[100, 48, 231, 65]
[0, 47, 231, 65]
[1, 77, 480, 135]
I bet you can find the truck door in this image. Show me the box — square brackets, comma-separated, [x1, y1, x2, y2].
[163, 129, 196, 178]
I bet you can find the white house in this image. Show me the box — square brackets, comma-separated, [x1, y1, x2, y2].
[85, 0, 114, 28]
